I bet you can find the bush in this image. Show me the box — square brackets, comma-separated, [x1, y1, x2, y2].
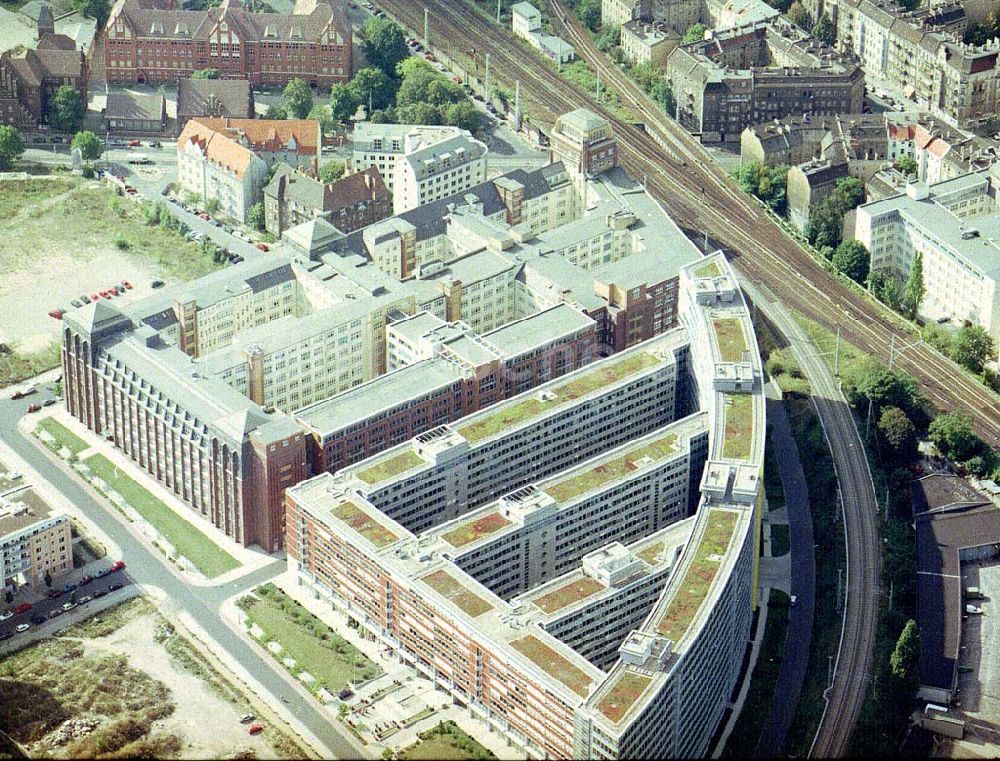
[114, 235, 131, 251]
[81, 163, 95, 179]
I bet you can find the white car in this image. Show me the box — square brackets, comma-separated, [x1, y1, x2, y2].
[62, 601, 76, 611]
[8, 472, 22, 480]
[15, 623, 29, 633]
[0, 610, 12, 621]
[78, 595, 92, 604]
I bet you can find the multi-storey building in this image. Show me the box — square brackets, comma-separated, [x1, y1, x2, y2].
[103, 0, 351, 88]
[854, 171, 1000, 342]
[391, 132, 489, 214]
[0, 496, 71, 592]
[286, 251, 765, 759]
[511, 2, 575, 64]
[187, 117, 321, 172]
[621, 20, 679, 67]
[296, 304, 599, 473]
[176, 77, 255, 134]
[351, 123, 487, 200]
[666, 17, 864, 142]
[551, 108, 620, 176]
[105, 91, 168, 135]
[0, 36, 87, 129]
[263, 163, 391, 236]
[832, 0, 1000, 129]
[602, 0, 652, 27]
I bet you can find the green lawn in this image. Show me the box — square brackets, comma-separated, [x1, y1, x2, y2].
[657, 509, 738, 642]
[83, 454, 239, 578]
[721, 589, 790, 756]
[400, 720, 495, 760]
[0, 341, 60, 389]
[356, 449, 424, 485]
[36, 416, 89, 456]
[770, 524, 790, 556]
[722, 393, 755, 461]
[241, 584, 381, 694]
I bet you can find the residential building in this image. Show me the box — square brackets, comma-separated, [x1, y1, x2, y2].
[0, 496, 71, 592]
[511, 2, 575, 64]
[351, 123, 487, 204]
[854, 171, 1000, 341]
[0, 37, 87, 128]
[104, 90, 167, 135]
[391, 131, 489, 214]
[177, 118, 269, 222]
[176, 77, 255, 134]
[285, 251, 765, 759]
[103, 0, 351, 88]
[551, 108, 619, 176]
[665, 17, 864, 142]
[602, 0, 652, 27]
[740, 114, 837, 166]
[263, 163, 390, 236]
[621, 20, 679, 67]
[184, 117, 321, 173]
[832, 0, 1000, 129]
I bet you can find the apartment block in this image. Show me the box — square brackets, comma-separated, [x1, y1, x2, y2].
[602, 0, 652, 27]
[351, 123, 487, 206]
[104, 0, 351, 88]
[286, 251, 765, 759]
[0, 496, 71, 592]
[551, 108, 619, 176]
[854, 172, 1000, 342]
[666, 17, 864, 142]
[621, 20, 680, 67]
[832, 0, 1000, 129]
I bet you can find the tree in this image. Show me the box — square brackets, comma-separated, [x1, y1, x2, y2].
[329, 84, 360, 122]
[830, 176, 865, 211]
[579, 0, 601, 31]
[787, 2, 811, 28]
[901, 250, 925, 320]
[308, 104, 336, 135]
[47, 85, 85, 132]
[44, 570, 52, 588]
[896, 0, 919, 10]
[867, 269, 901, 310]
[205, 197, 220, 213]
[832, 240, 870, 284]
[283, 78, 313, 119]
[349, 67, 394, 112]
[318, 160, 346, 183]
[878, 406, 916, 461]
[766, 0, 792, 11]
[247, 202, 265, 231]
[890, 619, 920, 691]
[72, 130, 102, 161]
[71, 0, 109, 26]
[683, 23, 709, 44]
[812, 13, 834, 44]
[362, 17, 410, 79]
[396, 102, 443, 125]
[849, 358, 922, 416]
[192, 68, 220, 79]
[397, 66, 440, 106]
[650, 79, 676, 117]
[928, 411, 981, 461]
[0, 125, 25, 170]
[397, 56, 435, 81]
[951, 325, 995, 374]
[265, 103, 287, 120]
[444, 100, 482, 133]
[596, 24, 620, 51]
[426, 78, 465, 107]
[894, 155, 917, 177]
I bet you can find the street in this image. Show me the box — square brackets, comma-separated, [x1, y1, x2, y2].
[0, 391, 364, 759]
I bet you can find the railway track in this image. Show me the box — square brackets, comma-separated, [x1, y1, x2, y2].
[377, 0, 1000, 450]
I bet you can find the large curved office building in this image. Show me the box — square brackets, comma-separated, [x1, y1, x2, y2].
[286, 250, 765, 759]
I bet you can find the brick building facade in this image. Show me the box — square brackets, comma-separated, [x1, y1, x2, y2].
[104, 0, 350, 88]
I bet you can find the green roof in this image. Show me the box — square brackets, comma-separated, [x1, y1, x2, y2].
[545, 433, 678, 503]
[356, 449, 424, 485]
[721, 393, 754, 461]
[458, 352, 660, 443]
[636, 541, 665, 566]
[441, 511, 512, 548]
[331, 501, 397, 548]
[656, 510, 738, 642]
[712, 318, 748, 363]
[596, 671, 653, 723]
[511, 635, 593, 697]
[422, 569, 494, 617]
[693, 260, 722, 279]
[531, 577, 606, 614]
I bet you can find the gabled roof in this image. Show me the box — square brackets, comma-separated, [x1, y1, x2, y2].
[178, 118, 257, 179]
[191, 117, 320, 156]
[177, 77, 254, 119]
[106, 90, 166, 122]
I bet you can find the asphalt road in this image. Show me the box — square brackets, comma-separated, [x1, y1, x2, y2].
[0, 391, 362, 759]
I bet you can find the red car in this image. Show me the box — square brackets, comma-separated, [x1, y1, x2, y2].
[110, 560, 126, 572]
[425, 53, 435, 61]
[13, 603, 31, 615]
[91, 293, 99, 301]
[127, 140, 141, 148]
[256, 243, 269, 252]
[199, 212, 210, 221]
[27, 404, 41, 413]
[248, 724, 264, 736]
[47, 309, 62, 319]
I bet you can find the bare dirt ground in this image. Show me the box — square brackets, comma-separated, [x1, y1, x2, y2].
[75, 613, 284, 759]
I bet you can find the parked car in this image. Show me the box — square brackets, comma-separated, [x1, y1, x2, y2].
[62, 601, 77, 611]
[30, 613, 46, 625]
[338, 688, 353, 700]
[79, 575, 94, 586]
[240, 714, 255, 724]
[27, 404, 41, 413]
[122, 280, 133, 289]
[0, 610, 12, 621]
[71, 299, 81, 308]
[108, 583, 123, 592]
[48, 608, 63, 619]
[151, 280, 165, 289]
[13, 603, 31, 615]
[78, 595, 93, 604]
[91, 293, 100, 301]
[15, 623, 30, 633]
[425, 52, 435, 61]
[0, 631, 12, 641]
[81, 295, 91, 304]
[63, 582, 77, 592]
[93, 588, 108, 598]
[42, 398, 56, 406]
[256, 243, 269, 252]
[110, 560, 127, 572]
[46, 589, 64, 599]
[127, 139, 141, 147]
[248, 724, 264, 736]
[199, 212, 210, 221]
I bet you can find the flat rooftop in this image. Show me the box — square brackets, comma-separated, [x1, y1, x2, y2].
[0, 488, 63, 537]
